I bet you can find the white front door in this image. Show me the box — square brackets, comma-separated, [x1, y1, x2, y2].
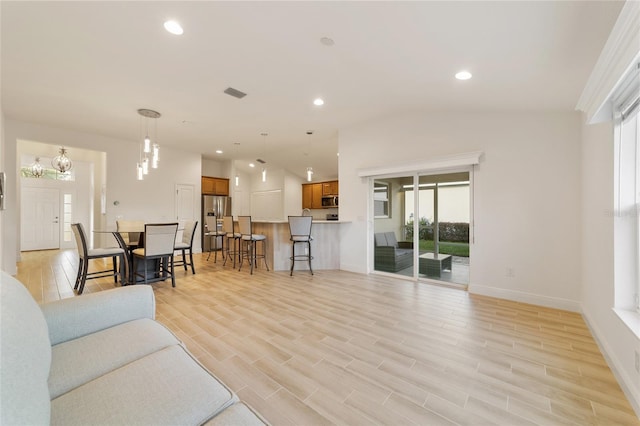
[21, 187, 60, 251]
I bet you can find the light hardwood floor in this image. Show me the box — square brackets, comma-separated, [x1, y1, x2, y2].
[15, 249, 640, 425]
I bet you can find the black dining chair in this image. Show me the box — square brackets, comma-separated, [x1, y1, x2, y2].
[116, 219, 144, 254]
[174, 220, 198, 274]
[71, 223, 125, 294]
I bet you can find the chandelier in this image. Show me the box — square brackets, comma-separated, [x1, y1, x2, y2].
[137, 108, 161, 180]
[31, 157, 44, 178]
[51, 147, 73, 173]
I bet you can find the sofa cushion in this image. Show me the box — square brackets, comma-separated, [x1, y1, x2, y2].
[384, 231, 399, 248]
[204, 402, 266, 425]
[49, 318, 180, 399]
[51, 345, 237, 425]
[374, 232, 388, 247]
[0, 272, 52, 425]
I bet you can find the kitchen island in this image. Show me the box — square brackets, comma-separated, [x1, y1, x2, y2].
[251, 220, 347, 272]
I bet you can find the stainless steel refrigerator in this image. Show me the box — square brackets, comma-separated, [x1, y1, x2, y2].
[202, 195, 232, 251]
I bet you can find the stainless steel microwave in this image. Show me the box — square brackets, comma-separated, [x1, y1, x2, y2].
[321, 196, 338, 208]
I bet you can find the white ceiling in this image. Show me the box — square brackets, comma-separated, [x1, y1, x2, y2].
[1, 1, 623, 181]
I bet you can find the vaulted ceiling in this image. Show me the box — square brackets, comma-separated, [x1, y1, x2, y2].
[1, 1, 623, 181]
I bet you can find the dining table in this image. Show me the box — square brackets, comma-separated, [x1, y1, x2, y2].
[94, 224, 181, 285]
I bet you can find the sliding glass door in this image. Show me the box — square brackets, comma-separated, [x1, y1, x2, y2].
[373, 171, 470, 285]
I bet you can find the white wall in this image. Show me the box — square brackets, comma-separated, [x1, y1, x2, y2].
[2, 117, 17, 274]
[580, 117, 640, 413]
[339, 111, 583, 311]
[0, 110, 5, 272]
[247, 168, 304, 221]
[2, 118, 203, 273]
[201, 158, 224, 177]
[230, 167, 251, 217]
[284, 172, 303, 217]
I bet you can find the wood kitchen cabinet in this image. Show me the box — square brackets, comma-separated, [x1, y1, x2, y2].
[302, 180, 338, 209]
[302, 183, 324, 209]
[202, 176, 229, 196]
[322, 180, 339, 196]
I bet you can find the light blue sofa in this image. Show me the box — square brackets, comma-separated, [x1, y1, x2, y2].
[0, 271, 266, 425]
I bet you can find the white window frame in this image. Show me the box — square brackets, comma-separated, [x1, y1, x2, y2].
[373, 181, 390, 218]
[612, 61, 640, 318]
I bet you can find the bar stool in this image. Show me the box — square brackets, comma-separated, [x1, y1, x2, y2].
[222, 216, 241, 267]
[288, 216, 313, 276]
[204, 216, 225, 262]
[238, 216, 269, 274]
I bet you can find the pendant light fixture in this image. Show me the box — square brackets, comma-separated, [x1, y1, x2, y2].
[136, 108, 161, 180]
[52, 147, 73, 173]
[305, 131, 314, 182]
[260, 132, 268, 182]
[152, 143, 159, 169]
[31, 157, 44, 178]
[234, 142, 240, 187]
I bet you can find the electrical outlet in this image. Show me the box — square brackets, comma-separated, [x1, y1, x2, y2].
[635, 351, 639, 373]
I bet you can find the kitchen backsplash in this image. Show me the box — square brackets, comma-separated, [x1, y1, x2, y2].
[309, 207, 338, 220]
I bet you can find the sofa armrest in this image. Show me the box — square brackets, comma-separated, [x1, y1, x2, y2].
[397, 241, 413, 249]
[41, 285, 155, 346]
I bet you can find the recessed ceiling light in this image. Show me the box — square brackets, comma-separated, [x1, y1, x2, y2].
[249, 163, 255, 168]
[215, 150, 223, 154]
[455, 71, 472, 80]
[313, 98, 325, 106]
[164, 20, 183, 35]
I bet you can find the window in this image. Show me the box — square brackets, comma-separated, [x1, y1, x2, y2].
[20, 165, 75, 181]
[63, 193, 73, 242]
[374, 181, 390, 218]
[613, 63, 640, 313]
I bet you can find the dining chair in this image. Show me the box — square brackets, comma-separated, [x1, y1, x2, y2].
[238, 216, 269, 274]
[288, 216, 313, 276]
[132, 223, 179, 286]
[174, 220, 198, 274]
[71, 223, 125, 294]
[222, 216, 241, 267]
[116, 220, 144, 253]
[204, 216, 225, 262]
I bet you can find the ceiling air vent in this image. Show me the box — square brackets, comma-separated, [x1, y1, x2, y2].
[224, 87, 247, 99]
[256, 158, 266, 164]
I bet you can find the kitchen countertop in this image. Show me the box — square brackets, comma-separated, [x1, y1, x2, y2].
[252, 219, 349, 224]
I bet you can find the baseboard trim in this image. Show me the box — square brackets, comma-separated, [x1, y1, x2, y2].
[339, 262, 367, 274]
[468, 284, 581, 312]
[581, 308, 640, 419]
